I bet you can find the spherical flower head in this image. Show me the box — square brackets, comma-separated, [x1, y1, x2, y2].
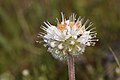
[37, 13, 98, 61]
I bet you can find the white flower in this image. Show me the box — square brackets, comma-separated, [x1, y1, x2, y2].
[22, 69, 29, 76]
[37, 13, 98, 60]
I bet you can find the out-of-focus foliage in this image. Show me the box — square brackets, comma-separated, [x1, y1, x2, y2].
[0, 0, 120, 80]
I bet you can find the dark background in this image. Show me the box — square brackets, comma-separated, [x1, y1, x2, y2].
[0, 0, 120, 80]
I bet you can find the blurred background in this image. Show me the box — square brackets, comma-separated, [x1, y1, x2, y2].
[0, 0, 120, 80]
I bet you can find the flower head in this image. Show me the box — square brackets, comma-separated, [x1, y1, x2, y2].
[37, 13, 98, 60]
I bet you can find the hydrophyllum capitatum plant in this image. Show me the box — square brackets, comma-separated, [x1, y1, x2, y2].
[37, 13, 98, 80]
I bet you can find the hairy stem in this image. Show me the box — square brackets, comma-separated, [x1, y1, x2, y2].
[67, 53, 75, 80]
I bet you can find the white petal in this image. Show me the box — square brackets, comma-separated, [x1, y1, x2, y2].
[77, 31, 90, 45]
[44, 34, 53, 39]
[65, 35, 71, 40]
[86, 42, 91, 46]
[77, 37, 86, 44]
[66, 25, 71, 34]
[65, 20, 70, 25]
[70, 41, 75, 45]
[73, 36, 77, 39]
[50, 41, 56, 47]
[58, 43, 64, 49]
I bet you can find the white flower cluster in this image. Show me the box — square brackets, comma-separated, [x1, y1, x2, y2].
[37, 13, 98, 60]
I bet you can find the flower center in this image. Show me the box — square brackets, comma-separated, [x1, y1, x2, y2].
[69, 21, 75, 27]
[57, 23, 66, 30]
[57, 21, 81, 31]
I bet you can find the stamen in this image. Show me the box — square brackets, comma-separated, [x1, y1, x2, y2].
[44, 22, 51, 28]
[37, 34, 44, 37]
[91, 35, 97, 38]
[39, 32, 46, 35]
[72, 13, 75, 21]
[36, 40, 44, 43]
[41, 25, 47, 28]
[44, 44, 48, 47]
[75, 16, 81, 24]
[56, 18, 60, 24]
[47, 21, 52, 26]
[91, 42, 96, 46]
[90, 31, 96, 34]
[85, 22, 93, 30]
[80, 17, 85, 25]
[44, 39, 48, 42]
[88, 39, 99, 42]
[69, 16, 71, 20]
[41, 25, 47, 31]
[41, 28, 46, 31]
[83, 19, 89, 27]
[76, 45, 81, 51]
[89, 27, 96, 31]
[87, 41, 95, 45]
[90, 33, 97, 36]
[36, 40, 39, 43]
[37, 34, 45, 39]
[61, 12, 65, 23]
[73, 16, 81, 27]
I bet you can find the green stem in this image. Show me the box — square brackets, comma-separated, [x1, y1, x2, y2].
[109, 47, 120, 69]
[67, 53, 75, 80]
